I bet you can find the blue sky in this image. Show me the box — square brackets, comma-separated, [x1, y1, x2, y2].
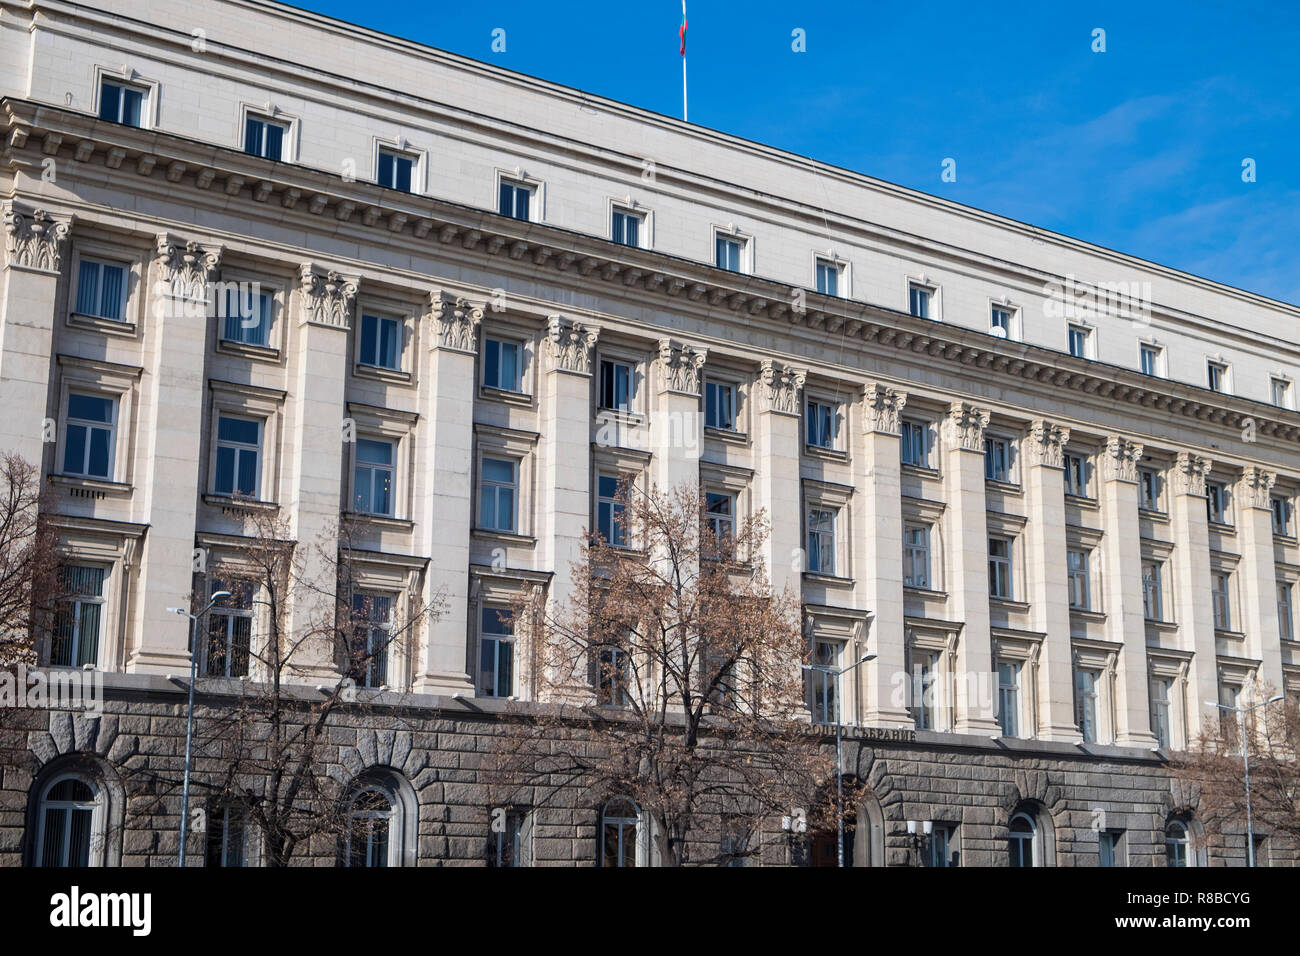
[294, 1, 1300, 305]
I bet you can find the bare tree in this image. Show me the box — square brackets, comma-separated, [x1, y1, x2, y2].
[1172, 692, 1300, 850]
[496, 481, 832, 866]
[0, 452, 58, 667]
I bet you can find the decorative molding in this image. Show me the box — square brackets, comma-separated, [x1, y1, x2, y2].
[862, 382, 907, 435]
[1023, 419, 1071, 469]
[757, 360, 806, 416]
[298, 262, 358, 329]
[545, 314, 599, 375]
[154, 232, 221, 300]
[656, 338, 707, 396]
[1172, 452, 1213, 497]
[1237, 465, 1276, 510]
[428, 290, 483, 354]
[941, 401, 990, 452]
[2, 202, 72, 273]
[1101, 436, 1144, 483]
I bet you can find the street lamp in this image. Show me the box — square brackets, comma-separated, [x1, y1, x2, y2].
[802, 651, 876, 868]
[1202, 694, 1284, 867]
[166, 590, 231, 867]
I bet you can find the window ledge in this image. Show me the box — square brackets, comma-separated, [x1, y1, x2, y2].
[901, 464, 940, 479]
[1208, 521, 1235, 533]
[67, 312, 136, 336]
[904, 585, 948, 598]
[216, 339, 281, 363]
[354, 363, 413, 386]
[804, 444, 848, 463]
[1273, 533, 1297, 545]
[595, 408, 647, 427]
[202, 493, 279, 514]
[985, 479, 1022, 495]
[472, 527, 537, 547]
[1214, 628, 1247, 641]
[802, 571, 854, 587]
[50, 474, 132, 499]
[1138, 507, 1168, 520]
[479, 385, 533, 407]
[1069, 608, 1108, 624]
[345, 511, 415, 532]
[704, 426, 749, 445]
[989, 597, 1030, 612]
[1064, 493, 1099, 509]
[1144, 618, 1179, 633]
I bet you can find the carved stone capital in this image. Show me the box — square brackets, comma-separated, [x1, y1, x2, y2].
[941, 402, 990, 452]
[1172, 452, 1213, 497]
[862, 383, 907, 435]
[298, 262, 358, 329]
[1237, 465, 1276, 511]
[1023, 419, 1071, 469]
[656, 338, 707, 396]
[154, 232, 222, 301]
[3, 202, 72, 273]
[428, 290, 483, 354]
[757, 360, 806, 417]
[545, 314, 599, 375]
[1101, 436, 1144, 483]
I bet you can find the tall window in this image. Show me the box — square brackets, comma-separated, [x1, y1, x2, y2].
[904, 525, 931, 589]
[484, 337, 523, 392]
[478, 458, 518, 533]
[206, 806, 248, 867]
[715, 235, 744, 273]
[75, 258, 128, 320]
[806, 507, 837, 575]
[359, 313, 402, 370]
[611, 208, 642, 247]
[815, 258, 840, 296]
[377, 150, 413, 192]
[990, 305, 1013, 337]
[928, 824, 959, 867]
[220, 285, 273, 346]
[1067, 549, 1090, 610]
[1099, 830, 1125, 867]
[984, 437, 1011, 482]
[704, 492, 735, 543]
[499, 180, 533, 220]
[900, 420, 932, 468]
[479, 606, 515, 698]
[1067, 324, 1091, 358]
[988, 537, 1013, 599]
[1211, 572, 1232, 630]
[912, 650, 939, 730]
[1149, 676, 1172, 748]
[1218, 680, 1241, 739]
[1206, 361, 1228, 393]
[98, 79, 145, 127]
[908, 285, 932, 319]
[810, 640, 841, 724]
[1007, 812, 1036, 867]
[489, 808, 532, 867]
[1142, 561, 1163, 621]
[36, 776, 100, 867]
[998, 661, 1021, 737]
[1074, 668, 1099, 743]
[1271, 495, 1293, 536]
[214, 415, 262, 498]
[51, 566, 105, 668]
[1279, 582, 1295, 640]
[1063, 453, 1090, 498]
[705, 380, 737, 431]
[205, 582, 253, 678]
[1165, 820, 1190, 867]
[1139, 468, 1163, 512]
[597, 646, 630, 707]
[345, 788, 394, 867]
[599, 359, 634, 412]
[63, 393, 116, 479]
[353, 438, 395, 517]
[1205, 482, 1228, 524]
[806, 400, 838, 449]
[1139, 344, 1162, 377]
[348, 593, 392, 689]
[244, 115, 286, 161]
[597, 475, 628, 547]
[601, 798, 641, 867]
[1271, 377, 1292, 409]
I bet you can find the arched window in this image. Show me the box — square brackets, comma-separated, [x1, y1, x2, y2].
[1165, 819, 1191, 867]
[346, 787, 395, 867]
[601, 798, 643, 867]
[1008, 812, 1037, 867]
[36, 774, 102, 867]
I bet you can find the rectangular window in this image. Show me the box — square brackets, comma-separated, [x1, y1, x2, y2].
[1271, 377, 1292, 409]
[806, 507, 837, 575]
[349, 593, 392, 689]
[988, 537, 1013, 599]
[806, 400, 838, 449]
[1271, 495, 1293, 536]
[928, 824, 959, 867]
[597, 474, 628, 548]
[1067, 324, 1091, 358]
[1099, 830, 1125, 867]
[1212, 572, 1232, 630]
[206, 581, 253, 678]
[220, 285, 274, 346]
[1075, 668, 1099, 743]
[62, 393, 116, 479]
[1067, 549, 1090, 610]
[1277, 582, 1294, 640]
[1063, 453, 1090, 497]
[214, 415, 262, 498]
[1207, 361, 1228, 393]
[611, 208, 642, 247]
[359, 313, 402, 370]
[98, 79, 145, 127]
[244, 115, 286, 161]
[721, 817, 753, 867]
[205, 806, 248, 867]
[75, 257, 128, 320]
[1142, 562, 1163, 621]
[484, 337, 523, 392]
[354, 438, 396, 517]
[990, 306, 1013, 337]
[900, 420, 932, 469]
[1218, 680, 1241, 738]
[1150, 676, 1172, 749]
[597, 646, 631, 707]
[499, 181, 533, 220]
[478, 606, 514, 698]
[908, 285, 932, 319]
[599, 359, 634, 412]
[997, 661, 1021, 737]
[704, 380, 737, 431]
[912, 650, 939, 731]
[1139, 468, 1163, 512]
[478, 457, 518, 533]
[1205, 482, 1228, 524]
[704, 491, 735, 543]
[715, 235, 744, 273]
[488, 809, 532, 867]
[810, 640, 841, 724]
[815, 258, 840, 297]
[377, 150, 413, 192]
[1140, 344, 1162, 376]
[51, 565, 105, 668]
[904, 525, 931, 589]
[984, 437, 1011, 483]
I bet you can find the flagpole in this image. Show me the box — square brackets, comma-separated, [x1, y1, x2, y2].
[681, 0, 688, 123]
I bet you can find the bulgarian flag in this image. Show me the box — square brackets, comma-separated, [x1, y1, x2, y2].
[679, 1, 687, 56]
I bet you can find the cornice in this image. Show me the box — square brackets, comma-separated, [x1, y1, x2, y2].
[5, 97, 1300, 452]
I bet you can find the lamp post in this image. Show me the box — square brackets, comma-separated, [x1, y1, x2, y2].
[803, 652, 876, 868]
[166, 590, 231, 867]
[1203, 694, 1284, 867]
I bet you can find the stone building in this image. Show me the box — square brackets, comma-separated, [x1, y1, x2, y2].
[0, 0, 1297, 866]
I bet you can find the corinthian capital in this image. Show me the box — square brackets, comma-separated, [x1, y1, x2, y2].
[298, 262, 358, 329]
[545, 314, 599, 375]
[3, 202, 72, 273]
[1237, 465, 1276, 510]
[656, 338, 707, 396]
[1101, 436, 1144, 483]
[862, 382, 907, 435]
[758, 360, 806, 416]
[941, 402, 990, 452]
[1172, 452, 1213, 497]
[154, 232, 222, 301]
[1024, 419, 1071, 469]
[428, 290, 483, 353]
